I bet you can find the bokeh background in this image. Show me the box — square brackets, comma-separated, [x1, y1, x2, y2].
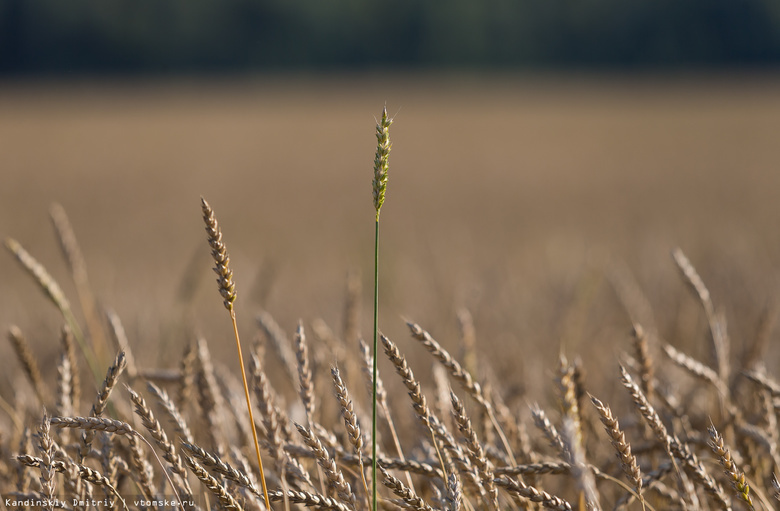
[2, 2, 780, 399]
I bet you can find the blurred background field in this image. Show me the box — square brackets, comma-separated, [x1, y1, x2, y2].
[4, 4, 780, 506]
[2, 0, 780, 411]
[2, 74, 780, 400]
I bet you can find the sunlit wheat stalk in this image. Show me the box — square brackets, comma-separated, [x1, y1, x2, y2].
[201, 197, 271, 511]
[371, 105, 392, 511]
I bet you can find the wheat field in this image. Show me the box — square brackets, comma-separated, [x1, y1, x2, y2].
[2, 74, 780, 509]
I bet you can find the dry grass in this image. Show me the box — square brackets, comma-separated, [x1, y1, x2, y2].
[3, 76, 780, 510]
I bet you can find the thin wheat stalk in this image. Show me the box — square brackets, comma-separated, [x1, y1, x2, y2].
[7, 326, 48, 405]
[4, 237, 100, 383]
[344, 270, 362, 346]
[177, 341, 197, 410]
[708, 423, 754, 509]
[372, 105, 392, 511]
[105, 308, 138, 380]
[184, 453, 244, 510]
[50, 202, 109, 367]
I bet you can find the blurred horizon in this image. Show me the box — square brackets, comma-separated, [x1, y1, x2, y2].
[2, 0, 780, 76]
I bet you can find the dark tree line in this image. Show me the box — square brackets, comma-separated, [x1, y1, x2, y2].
[2, 0, 779, 75]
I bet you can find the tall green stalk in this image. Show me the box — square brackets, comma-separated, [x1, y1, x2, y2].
[371, 106, 392, 511]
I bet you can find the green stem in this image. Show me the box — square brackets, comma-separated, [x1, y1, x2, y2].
[372, 217, 379, 511]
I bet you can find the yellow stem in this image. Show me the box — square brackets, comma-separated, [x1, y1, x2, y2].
[231, 310, 272, 511]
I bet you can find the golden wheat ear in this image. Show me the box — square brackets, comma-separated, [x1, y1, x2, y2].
[200, 196, 271, 511]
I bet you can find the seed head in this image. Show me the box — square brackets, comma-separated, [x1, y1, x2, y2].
[201, 198, 237, 312]
[372, 106, 392, 219]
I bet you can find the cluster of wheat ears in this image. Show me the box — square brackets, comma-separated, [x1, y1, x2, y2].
[3, 107, 780, 511]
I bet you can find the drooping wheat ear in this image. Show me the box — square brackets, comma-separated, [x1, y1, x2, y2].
[184, 454, 244, 511]
[332, 366, 370, 503]
[743, 369, 780, 398]
[54, 415, 185, 509]
[36, 410, 55, 510]
[450, 391, 498, 510]
[269, 489, 353, 511]
[295, 422, 358, 511]
[621, 366, 731, 509]
[529, 403, 571, 462]
[359, 339, 415, 492]
[146, 381, 195, 445]
[17, 455, 128, 511]
[4, 237, 100, 382]
[53, 416, 135, 436]
[380, 466, 435, 511]
[296, 321, 316, 421]
[127, 385, 191, 494]
[663, 343, 727, 396]
[407, 321, 516, 465]
[631, 324, 654, 402]
[494, 477, 573, 510]
[672, 247, 730, 382]
[80, 350, 126, 463]
[50, 202, 108, 366]
[589, 394, 643, 500]
[7, 326, 47, 405]
[708, 423, 754, 509]
[181, 441, 262, 497]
